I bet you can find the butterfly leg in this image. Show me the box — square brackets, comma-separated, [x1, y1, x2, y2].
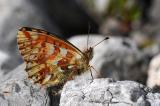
[67, 72, 74, 81]
[89, 66, 94, 82]
[90, 66, 98, 74]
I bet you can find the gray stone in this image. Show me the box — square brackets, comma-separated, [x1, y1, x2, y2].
[150, 0, 160, 22]
[60, 78, 160, 106]
[99, 18, 121, 35]
[0, 50, 9, 74]
[0, 64, 50, 106]
[143, 43, 160, 59]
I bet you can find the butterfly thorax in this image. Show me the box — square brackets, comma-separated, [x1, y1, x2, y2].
[78, 47, 93, 72]
[83, 47, 93, 64]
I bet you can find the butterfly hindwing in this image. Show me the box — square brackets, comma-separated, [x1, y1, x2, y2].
[17, 27, 85, 87]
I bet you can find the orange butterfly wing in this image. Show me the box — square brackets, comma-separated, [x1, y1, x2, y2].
[17, 27, 86, 87]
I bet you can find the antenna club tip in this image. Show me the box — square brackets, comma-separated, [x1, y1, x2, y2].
[105, 37, 109, 40]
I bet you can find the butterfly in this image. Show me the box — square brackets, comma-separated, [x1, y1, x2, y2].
[17, 27, 109, 88]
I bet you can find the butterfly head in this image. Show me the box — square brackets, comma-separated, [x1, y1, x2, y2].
[83, 36, 109, 64]
[84, 47, 93, 62]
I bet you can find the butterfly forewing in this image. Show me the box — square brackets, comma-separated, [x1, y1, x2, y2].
[17, 27, 86, 87]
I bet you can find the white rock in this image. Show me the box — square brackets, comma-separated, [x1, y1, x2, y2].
[68, 35, 146, 83]
[60, 78, 160, 106]
[147, 54, 160, 88]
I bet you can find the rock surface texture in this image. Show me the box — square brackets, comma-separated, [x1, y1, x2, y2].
[60, 78, 160, 106]
[0, 64, 160, 106]
[0, 64, 50, 106]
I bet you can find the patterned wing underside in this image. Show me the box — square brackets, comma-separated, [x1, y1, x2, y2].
[17, 27, 84, 87]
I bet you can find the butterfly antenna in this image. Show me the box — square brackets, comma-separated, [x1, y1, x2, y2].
[87, 23, 91, 50]
[92, 37, 109, 48]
